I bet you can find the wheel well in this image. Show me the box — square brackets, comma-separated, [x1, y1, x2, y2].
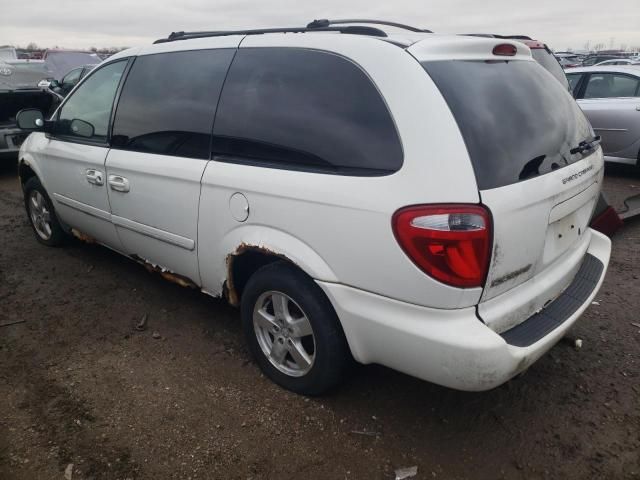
[226, 247, 298, 306]
[18, 161, 37, 186]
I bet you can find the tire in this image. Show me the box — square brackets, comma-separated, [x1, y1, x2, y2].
[241, 261, 352, 395]
[23, 176, 67, 247]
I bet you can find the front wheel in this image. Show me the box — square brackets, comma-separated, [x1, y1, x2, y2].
[241, 262, 352, 395]
[23, 176, 67, 246]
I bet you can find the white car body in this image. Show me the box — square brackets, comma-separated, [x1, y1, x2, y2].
[18, 31, 610, 391]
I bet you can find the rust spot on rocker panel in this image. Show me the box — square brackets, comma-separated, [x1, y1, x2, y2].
[70, 228, 96, 244]
[130, 254, 198, 289]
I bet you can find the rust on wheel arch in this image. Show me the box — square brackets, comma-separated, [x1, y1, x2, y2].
[225, 243, 294, 307]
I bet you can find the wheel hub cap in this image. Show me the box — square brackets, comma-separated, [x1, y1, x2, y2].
[253, 291, 316, 377]
[28, 190, 53, 241]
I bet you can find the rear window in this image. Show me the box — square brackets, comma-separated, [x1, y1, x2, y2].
[421, 60, 593, 190]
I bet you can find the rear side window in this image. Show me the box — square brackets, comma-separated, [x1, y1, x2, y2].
[583, 73, 640, 98]
[111, 49, 235, 159]
[422, 60, 593, 190]
[212, 48, 403, 175]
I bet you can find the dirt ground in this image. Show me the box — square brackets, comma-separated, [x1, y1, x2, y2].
[0, 161, 638, 480]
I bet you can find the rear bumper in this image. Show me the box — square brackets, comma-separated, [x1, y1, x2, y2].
[318, 229, 611, 391]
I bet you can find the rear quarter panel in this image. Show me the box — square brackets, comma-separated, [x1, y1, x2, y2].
[198, 35, 483, 309]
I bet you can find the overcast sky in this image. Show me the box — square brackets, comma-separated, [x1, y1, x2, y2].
[2, 0, 639, 51]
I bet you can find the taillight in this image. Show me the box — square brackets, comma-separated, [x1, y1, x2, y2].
[392, 205, 492, 288]
[492, 43, 517, 56]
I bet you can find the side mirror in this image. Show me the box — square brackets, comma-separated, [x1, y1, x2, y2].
[69, 119, 94, 138]
[49, 79, 60, 88]
[16, 109, 45, 130]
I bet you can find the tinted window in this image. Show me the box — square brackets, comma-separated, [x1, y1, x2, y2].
[530, 49, 569, 91]
[566, 73, 582, 95]
[112, 49, 235, 159]
[212, 48, 402, 175]
[583, 73, 640, 98]
[422, 60, 593, 190]
[57, 60, 126, 142]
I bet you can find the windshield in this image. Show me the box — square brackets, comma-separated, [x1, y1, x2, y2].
[44, 51, 101, 79]
[421, 59, 594, 190]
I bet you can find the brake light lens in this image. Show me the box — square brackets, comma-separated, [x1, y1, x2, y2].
[492, 43, 517, 56]
[392, 205, 492, 288]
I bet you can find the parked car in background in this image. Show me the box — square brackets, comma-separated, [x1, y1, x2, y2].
[554, 53, 584, 68]
[557, 56, 582, 69]
[16, 22, 610, 395]
[594, 58, 640, 66]
[566, 66, 640, 168]
[0, 61, 58, 161]
[49, 64, 97, 97]
[42, 50, 101, 81]
[0, 46, 18, 61]
[581, 55, 624, 67]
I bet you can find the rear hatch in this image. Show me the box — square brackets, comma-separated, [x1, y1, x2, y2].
[410, 39, 602, 331]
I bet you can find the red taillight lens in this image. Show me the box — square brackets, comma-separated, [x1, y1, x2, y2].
[492, 43, 517, 56]
[392, 205, 492, 288]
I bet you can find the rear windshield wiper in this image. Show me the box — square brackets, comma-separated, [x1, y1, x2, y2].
[570, 136, 601, 155]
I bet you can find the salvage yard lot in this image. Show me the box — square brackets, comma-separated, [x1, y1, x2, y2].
[0, 162, 638, 479]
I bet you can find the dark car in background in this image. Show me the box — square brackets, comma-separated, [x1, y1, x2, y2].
[0, 61, 59, 160]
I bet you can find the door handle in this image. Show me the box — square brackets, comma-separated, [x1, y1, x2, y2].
[86, 169, 104, 186]
[108, 174, 130, 193]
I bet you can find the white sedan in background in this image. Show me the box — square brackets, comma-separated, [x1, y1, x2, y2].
[566, 66, 640, 168]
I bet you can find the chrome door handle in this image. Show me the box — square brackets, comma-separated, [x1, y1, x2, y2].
[86, 169, 104, 186]
[108, 175, 130, 193]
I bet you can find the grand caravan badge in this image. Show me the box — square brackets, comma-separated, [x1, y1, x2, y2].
[562, 165, 594, 185]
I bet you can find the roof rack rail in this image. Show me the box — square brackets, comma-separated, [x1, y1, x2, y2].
[154, 25, 387, 44]
[307, 19, 432, 34]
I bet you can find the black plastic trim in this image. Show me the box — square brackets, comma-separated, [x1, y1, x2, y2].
[500, 254, 604, 347]
[154, 26, 388, 43]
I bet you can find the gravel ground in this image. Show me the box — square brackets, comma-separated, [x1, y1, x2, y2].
[0, 162, 638, 480]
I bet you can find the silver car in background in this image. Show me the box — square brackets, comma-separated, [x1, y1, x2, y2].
[566, 66, 640, 168]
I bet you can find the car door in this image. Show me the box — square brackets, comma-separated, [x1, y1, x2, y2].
[38, 59, 129, 250]
[577, 72, 640, 157]
[105, 46, 236, 284]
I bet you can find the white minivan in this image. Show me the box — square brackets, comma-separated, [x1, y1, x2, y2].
[16, 21, 611, 395]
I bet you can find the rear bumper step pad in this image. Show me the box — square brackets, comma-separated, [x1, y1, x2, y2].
[500, 253, 603, 347]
